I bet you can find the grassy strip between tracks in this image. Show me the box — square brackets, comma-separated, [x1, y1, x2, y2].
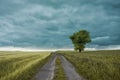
[53, 57, 66, 80]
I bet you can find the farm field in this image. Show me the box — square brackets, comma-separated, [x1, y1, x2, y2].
[59, 50, 120, 80]
[0, 50, 120, 80]
[0, 51, 51, 80]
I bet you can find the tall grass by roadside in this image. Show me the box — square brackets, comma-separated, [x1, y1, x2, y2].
[0, 51, 51, 80]
[59, 50, 120, 80]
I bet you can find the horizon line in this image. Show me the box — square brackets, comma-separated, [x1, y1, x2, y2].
[0, 46, 119, 52]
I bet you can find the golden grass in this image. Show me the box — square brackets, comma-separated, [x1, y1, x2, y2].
[0, 51, 51, 80]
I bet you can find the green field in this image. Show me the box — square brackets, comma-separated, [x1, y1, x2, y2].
[0, 51, 50, 80]
[59, 50, 120, 80]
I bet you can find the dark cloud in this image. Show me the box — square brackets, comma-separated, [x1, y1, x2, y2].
[0, 0, 120, 49]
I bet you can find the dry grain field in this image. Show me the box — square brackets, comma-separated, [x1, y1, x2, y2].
[0, 51, 50, 80]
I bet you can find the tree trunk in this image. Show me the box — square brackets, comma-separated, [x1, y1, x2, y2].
[78, 49, 81, 53]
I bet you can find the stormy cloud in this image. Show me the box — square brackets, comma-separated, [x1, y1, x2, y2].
[0, 0, 120, 49]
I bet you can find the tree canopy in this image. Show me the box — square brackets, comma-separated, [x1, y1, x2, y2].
[70, 30, 91, 52]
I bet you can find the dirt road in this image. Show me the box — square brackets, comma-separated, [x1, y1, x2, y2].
[60, 55, 85, 80]
[32, 54, 57, 80]
[32, 53, 85, 80]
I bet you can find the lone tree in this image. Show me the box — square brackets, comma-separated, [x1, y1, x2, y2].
[70, 30, 91, 52]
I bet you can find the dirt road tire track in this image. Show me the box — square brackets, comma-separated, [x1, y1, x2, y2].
[60, 55, 86, 80]
[32, 54, 57, 80]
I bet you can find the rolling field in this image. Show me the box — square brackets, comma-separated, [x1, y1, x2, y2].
[59, 50, 120, 80]
[0, 51, 51, 80]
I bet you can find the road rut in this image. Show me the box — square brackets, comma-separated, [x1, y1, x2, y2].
[32, 54, 57, 80]
[60, 55, 85, 80]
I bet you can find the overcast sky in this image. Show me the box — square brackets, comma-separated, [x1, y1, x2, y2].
[0, 0, 120, 49]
